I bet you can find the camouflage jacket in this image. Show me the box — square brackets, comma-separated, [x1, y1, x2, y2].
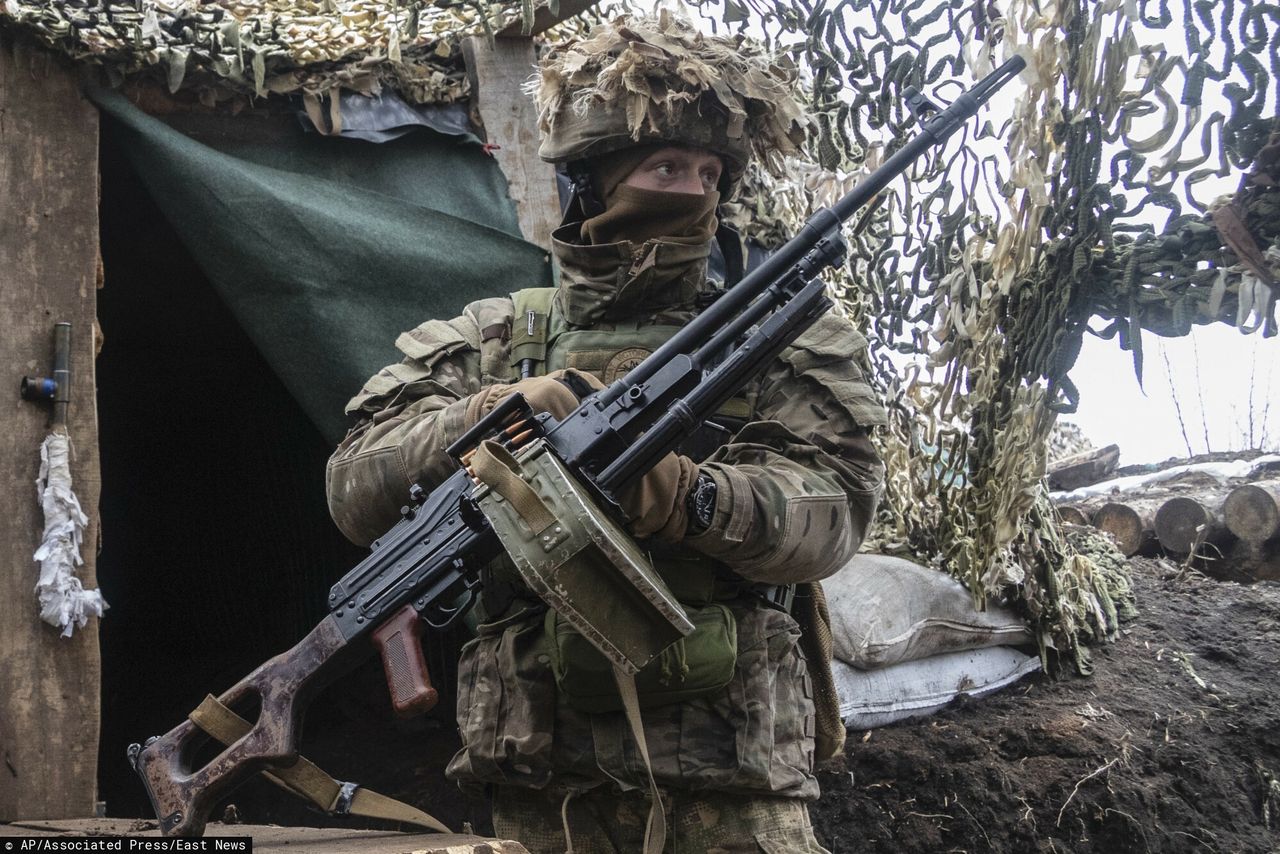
[326, 228, 887, 801]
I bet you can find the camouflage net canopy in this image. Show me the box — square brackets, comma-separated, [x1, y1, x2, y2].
[0, 0, 555, 106]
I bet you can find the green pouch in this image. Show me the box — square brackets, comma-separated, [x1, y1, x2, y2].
[546, 602, 737, 713]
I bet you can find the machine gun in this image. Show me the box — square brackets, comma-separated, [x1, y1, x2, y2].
[128, 55, 1025, 837]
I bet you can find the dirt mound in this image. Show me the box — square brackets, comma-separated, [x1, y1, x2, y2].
[811, 559, 1280, 853]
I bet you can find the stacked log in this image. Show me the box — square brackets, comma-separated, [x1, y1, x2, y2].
[1223, 541, 1280, 582]
[1090, 502, 1159, 557]
[1154, 497, 1231, 555]
[1051, 459, 1280, 581]
[1056, 505, 1090, 527]
[1222, 481, 1280, 582]
[1223, 481, 1280, 546]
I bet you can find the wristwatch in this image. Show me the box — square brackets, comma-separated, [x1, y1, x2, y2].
[686, 472, 718, 535]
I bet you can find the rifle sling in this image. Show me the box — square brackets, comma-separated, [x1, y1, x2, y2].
[609, 665, 666, 854]
[189, 694, 451, 834]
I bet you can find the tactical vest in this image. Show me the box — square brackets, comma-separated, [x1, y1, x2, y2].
[505, 287, 751, 467]
[480, 288, 849, 761]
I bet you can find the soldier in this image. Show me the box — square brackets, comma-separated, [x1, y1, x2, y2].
[326, 11, 886, 853]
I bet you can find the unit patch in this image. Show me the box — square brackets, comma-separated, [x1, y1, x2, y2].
[565, 347, 654, 383]
[603, 348, 652, 383]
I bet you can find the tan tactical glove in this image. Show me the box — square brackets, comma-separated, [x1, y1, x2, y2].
[619, 451, 699, 542]
[463, 370, 698, 542]
[463, 369, 601, 427]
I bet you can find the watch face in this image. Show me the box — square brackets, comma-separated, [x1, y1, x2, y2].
[691, 476, 718, 529]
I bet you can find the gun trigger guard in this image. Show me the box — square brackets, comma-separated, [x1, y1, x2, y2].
[333, 781, 359, 816]
[424, 582, 479, 631]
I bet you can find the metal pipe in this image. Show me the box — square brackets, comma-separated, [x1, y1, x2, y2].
[52, 322, 72, 429]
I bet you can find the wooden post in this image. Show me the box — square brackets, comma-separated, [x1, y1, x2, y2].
[0, 39, 102, 819]
[463, 35, 561, 251]
[463, 0, 600, 251]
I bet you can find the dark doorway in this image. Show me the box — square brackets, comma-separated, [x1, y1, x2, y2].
[95, 118, 481, 833]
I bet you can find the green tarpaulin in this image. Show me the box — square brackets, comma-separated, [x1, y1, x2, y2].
[91, 89, 550, 444]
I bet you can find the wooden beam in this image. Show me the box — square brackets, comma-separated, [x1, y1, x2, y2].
[1048, 444, 1120, 491]
[0, 38, 102, 820]
[496, 0, 602, 38]
[463, 36, 562, 252]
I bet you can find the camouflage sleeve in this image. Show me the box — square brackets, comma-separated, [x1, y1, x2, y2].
[684, 311, 887, 584]
[325, 299, 512, 546]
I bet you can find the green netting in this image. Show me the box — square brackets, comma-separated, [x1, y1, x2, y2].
[91, 88, 549, 444]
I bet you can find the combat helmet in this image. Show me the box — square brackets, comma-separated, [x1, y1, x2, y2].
[529, 9, 811, 198]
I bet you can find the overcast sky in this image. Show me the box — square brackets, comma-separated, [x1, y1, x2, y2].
[1069, 321, 1277, 463]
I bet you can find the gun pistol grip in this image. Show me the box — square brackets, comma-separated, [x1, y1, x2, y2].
[371, 605, 439, 717]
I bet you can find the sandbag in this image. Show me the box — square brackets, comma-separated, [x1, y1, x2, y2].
[834, 646, 1041, 730]
[822, 554, 1032, 669]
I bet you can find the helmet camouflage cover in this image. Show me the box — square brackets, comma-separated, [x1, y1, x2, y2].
[529, 9, 811, 182]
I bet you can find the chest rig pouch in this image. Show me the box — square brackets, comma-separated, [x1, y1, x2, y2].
[499, 288, 745, 712]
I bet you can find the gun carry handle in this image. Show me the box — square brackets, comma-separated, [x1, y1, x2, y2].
[371, 604, 439, 717]
[131, 615, 350, 837]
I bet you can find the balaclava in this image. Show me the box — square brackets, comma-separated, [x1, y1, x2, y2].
[579, 146, 720, 250]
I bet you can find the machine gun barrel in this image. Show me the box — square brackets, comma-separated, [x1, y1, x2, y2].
[590, 55, 1026, 487]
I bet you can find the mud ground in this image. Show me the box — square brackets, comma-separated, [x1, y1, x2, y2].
[205, 558, 1280, 853]
[811, 559, 1280, 853]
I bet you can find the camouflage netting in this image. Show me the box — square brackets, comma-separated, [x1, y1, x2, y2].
[1048, 422, 1096, 463]
[0, 0, 541, 107]
[6, 0, 1277, 670]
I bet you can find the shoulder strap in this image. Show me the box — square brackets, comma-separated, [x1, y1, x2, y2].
[611, 665, 667, 854]
[509, 287, 558, 380]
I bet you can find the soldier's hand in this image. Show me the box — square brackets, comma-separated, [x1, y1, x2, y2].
[619, 452, 698, 542]
[463, 369, 605, 426]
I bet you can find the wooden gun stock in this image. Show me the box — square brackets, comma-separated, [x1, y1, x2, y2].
[129, 616, 352, 837]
